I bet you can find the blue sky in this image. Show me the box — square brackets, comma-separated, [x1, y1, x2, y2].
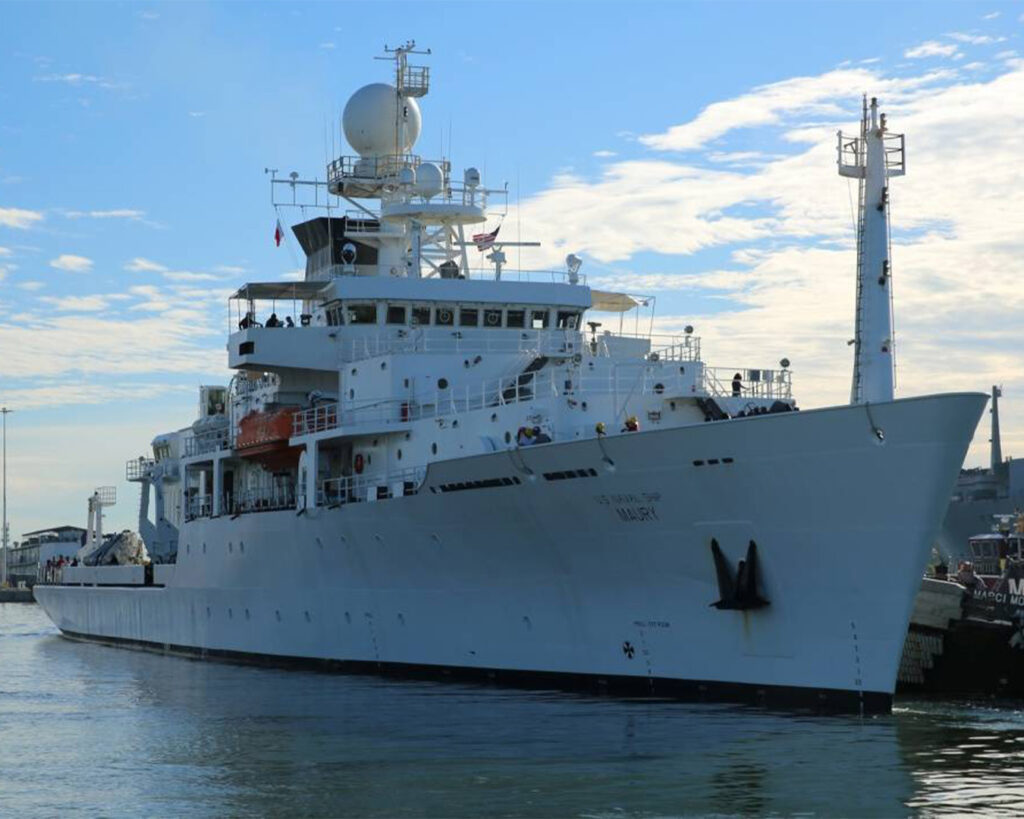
[2, 1, 1023, 537]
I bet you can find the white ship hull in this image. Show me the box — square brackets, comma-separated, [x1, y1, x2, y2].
[36, 393, 985, 712]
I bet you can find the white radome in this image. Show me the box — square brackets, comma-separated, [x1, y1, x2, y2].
[342, 83, 421, 157]
[415, 162, 443, 199]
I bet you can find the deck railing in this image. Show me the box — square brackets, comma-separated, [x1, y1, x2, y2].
[319, 467, 426, 507]
[182, 426, 231, 458]
[703, 366, 792, 400]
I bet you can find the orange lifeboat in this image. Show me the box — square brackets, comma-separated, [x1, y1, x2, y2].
[236, 407, 301, 469]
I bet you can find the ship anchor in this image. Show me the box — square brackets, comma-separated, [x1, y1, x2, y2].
[710, 539, 770, 610]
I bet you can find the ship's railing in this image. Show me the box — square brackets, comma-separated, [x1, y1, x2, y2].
[327, 153, 430, 182]
[703, 366, 792, 400]
[182, 426, 232, 458]
[338, 328, 580, 364]
[319, 467, 426, 507]
[185, 494, 214, 520]
[649, 334, 702, 362]
[125, 457, 155, 481]
[293, 369, 565, 437]
[233, 485, 296, 515]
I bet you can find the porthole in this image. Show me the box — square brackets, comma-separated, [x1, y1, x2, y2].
[380, 361, 387, 370]
[351, 368, 357, 376]
[504, 431, 511, 443]
[397, 449, 403, 460]
[491, 413, 498, 422]
[432, 443, 438, 454]
[438, 377, 449, 390]
[654, 383, 665, 395]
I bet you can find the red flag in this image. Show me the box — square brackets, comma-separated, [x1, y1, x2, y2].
[274, 219, 284, 247]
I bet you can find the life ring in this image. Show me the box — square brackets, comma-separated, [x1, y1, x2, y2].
[354, 453, 365, 474]
[486, 311, 500, 326]
[438, 309, 452, 324]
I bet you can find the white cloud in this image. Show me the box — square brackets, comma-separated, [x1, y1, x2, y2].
[593, 150, 617, 158]
[161, 271, 220, 282]
[637, 67, 954, 152]
[66, 209, 145, 220]
[0, 246, 11, 256]
[188, 111, 205, 118]
[0, 206, 44, 229]
[49, 254, 93, 272]
[39, 295, 109, 312]
[124, 257, 167, 272]
[964, 61, 986, 71]
[17, 281, 45, 291]
[35, 72, 101, 84]
[947, 32, 1007, 45]
[214, 264, 246, 274]
[905, 41, 961, 59]
[983, 11, 1000, 20]
[319, 42, 335, 50]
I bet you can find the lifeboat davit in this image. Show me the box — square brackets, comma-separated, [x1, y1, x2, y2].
[236, 407, 301, 469]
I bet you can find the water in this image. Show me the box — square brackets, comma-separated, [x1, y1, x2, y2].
[2, 604, 1023, 817]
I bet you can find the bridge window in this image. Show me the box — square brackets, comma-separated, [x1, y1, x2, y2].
[506, 309, 525, 328]
[347, 304, 377, 325]
[411, 306, 431, 326]
[436, 306, 455, 326]
[460, 308, 479, 327]
[557, 311, 580, 330]
[531, 310, 549, 329]
[483, 309, 502, 327]
[325, 306, 344, 326]
[386, 305, 407, 325]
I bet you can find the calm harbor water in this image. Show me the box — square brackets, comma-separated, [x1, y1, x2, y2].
[2, 603, 1024, 817]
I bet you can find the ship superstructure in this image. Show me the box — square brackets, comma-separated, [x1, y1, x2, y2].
[36, 46, 986, 713]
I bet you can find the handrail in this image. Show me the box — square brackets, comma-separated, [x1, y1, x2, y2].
[183, 426, 231, 458]
[293, 368, 565, 437]
[703, 366, 792, 400]
[319, 467, 426, 507]
[125, 457, 155, 481]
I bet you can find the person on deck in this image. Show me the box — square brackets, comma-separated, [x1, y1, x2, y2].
[732, 373, 743, 396]
[266, 313, 281, 328]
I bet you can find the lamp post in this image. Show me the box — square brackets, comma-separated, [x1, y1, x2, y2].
[1, 406, 11, 588]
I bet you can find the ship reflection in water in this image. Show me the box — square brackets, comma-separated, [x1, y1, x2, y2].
[1, 605, 1022, 817]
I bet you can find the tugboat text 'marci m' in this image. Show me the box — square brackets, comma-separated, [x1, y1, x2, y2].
[35, 44, 985, 714]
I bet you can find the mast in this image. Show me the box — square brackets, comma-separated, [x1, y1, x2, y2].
[991, 385, 1003, 470]
[838, 96, 905, 404]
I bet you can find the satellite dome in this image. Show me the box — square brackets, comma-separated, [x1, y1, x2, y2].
[342, 83, 422, 158]
[415, 162, 444, 199]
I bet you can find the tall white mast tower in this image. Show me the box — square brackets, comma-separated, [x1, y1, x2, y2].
[838, 96, 905, 404]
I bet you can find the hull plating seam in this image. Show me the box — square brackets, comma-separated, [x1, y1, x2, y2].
[58, 628, 892, 714]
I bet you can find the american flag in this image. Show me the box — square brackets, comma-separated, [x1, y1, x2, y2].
[472, 225, 500, 251]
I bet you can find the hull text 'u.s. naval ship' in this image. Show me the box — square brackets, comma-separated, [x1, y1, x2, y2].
[35, 45, 986, 714]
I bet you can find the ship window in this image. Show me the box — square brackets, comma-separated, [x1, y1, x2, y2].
[506, 309, 525, 328]
[460, 308, 479, 327]
[483, 309, 502, 327]
[239, 341, 255, 355]
[411, 306, 431, 326]
[557, 311, 579, 330]
[531, 310, 549, 329]
[436, 306, 455, 326]
[347, 304, 377, 324]
[326, 306, 344, 326]
[386, 305, 407, 324]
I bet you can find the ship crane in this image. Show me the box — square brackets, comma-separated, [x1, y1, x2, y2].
[838, 96, 906, 404]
